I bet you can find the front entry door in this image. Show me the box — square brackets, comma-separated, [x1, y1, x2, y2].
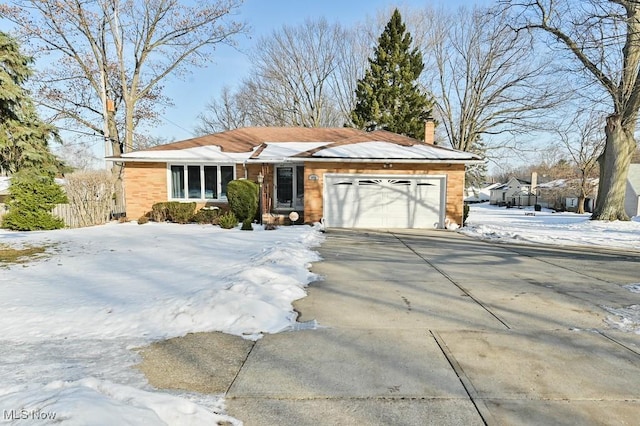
[275, 165, 304, 210]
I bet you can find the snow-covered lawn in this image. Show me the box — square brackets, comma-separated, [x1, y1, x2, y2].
[460, 203, 640, 252]
[461, 203, 640, 335]
[0, 222, 323, 425]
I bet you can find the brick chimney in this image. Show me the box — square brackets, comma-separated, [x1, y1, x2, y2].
[424, 119, 435, 145]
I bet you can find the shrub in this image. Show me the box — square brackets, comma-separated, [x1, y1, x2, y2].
[65, 170, 115, 227]
[218, 211, 238, 229]
[463, 204, 470, 226]
[150, 202, 196, 223]
[137, 216, 149, 225]
[166, 202, 196, 224]
[2, 169, 67, 231]
[192, 207, 219, 224]
[227, 179, 258, 230]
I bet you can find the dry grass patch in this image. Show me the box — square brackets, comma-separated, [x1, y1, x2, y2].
[0, 244, 49, 265]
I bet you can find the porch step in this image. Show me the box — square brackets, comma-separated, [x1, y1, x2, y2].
[262, 213, 305, 226]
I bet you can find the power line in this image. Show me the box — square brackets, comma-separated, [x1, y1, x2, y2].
[159, 114, 197, 137]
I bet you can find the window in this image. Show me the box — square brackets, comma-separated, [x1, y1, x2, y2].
[170, 166, 184, 199]
[169, 164, 235, 201]
[187, 165, 201, 199]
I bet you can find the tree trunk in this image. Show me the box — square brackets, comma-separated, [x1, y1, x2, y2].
[107, 110, 125, 217]
[577, 195, 585, 214]
[592, 115, 635, 220]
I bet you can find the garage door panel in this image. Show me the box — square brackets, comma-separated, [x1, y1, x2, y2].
[324, 175, 445, 229]
[324, 180, 356, 227]
[354, 183, 383, 228]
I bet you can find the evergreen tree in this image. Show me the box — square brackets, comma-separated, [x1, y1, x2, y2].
[351, 9, 433, 140]
[0, 31, 61, 175]
[2, 168, 67, 231]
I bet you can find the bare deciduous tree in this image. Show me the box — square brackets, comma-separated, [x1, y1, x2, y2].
[195, 85, 252, 134]
[249, 18, 346, 127]
[502, 0, 639, 220]
[197, 18, 352, 131]
[2, 0, 246, 207]
[556, 111, 604, 214]
[418, 6, 559, 162]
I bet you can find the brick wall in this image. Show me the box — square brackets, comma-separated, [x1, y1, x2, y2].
[123, 162, 168, 219]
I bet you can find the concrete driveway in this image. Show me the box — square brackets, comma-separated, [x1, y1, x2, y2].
[223, 229, 640, 425]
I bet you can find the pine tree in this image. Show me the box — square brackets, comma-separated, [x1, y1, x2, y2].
[2, 168, 67, 231]
[0, 31, 61, 176]
[351, 9, 433, 140]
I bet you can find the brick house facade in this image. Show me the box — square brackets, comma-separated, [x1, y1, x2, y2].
[116, 127, 480, 228]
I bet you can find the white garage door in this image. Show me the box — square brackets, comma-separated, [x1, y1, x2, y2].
[323, 174, 445, 229]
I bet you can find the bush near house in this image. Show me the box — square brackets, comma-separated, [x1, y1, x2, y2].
[150, 202, 196, 224]
[227, 179, 258, 230]
[2, 169, 67, 231]
[218, 211, 238, 229]
[191, 208, 220, 224]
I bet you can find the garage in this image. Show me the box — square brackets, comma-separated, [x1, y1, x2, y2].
[323, 174, 445, 229]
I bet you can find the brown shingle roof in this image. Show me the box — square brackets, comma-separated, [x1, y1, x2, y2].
[145, 127, 373, 153]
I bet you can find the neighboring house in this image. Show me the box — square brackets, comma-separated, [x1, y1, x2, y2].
[537, 178, 598, 212]
[465, 182, 502, 204]
[115, 126, 482, 229]
[625, 163, 640, 218]
[489, 177, 536, 207]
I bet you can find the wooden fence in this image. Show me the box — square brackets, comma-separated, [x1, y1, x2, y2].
[0, 199, 125, 229]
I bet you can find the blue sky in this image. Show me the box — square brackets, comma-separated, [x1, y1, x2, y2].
[156, 0, 491, 143]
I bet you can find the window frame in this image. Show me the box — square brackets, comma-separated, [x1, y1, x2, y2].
[167, 164, 236, 202]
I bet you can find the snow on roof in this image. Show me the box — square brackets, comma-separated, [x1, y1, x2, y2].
[309, 141, 478, 160]
[537, 178, 598, 189]
[118, 140, 482, 163]
[537, 179, 568, 189]
[253, 142, 328, 161]
[120, 145, 254, 162]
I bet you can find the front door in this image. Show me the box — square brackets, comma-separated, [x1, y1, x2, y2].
[275, 165, 304, 210]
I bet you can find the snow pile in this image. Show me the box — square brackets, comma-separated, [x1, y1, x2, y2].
[0, 222, 324, 425]
[603, 304, 640, 334]
[605, 283, 640, 335]
[460, 203, 640, 251]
